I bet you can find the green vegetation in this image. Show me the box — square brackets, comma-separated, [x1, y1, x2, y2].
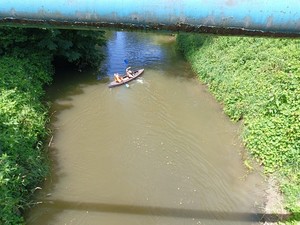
[0, 27, 106, 224]
[0, 27, 105, 69]
[0, 54, 53, 225]
[177, 34, 300, 223]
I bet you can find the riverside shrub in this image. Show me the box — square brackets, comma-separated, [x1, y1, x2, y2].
[0, 55, 53, 224]
[176, 34, 300, 221]
[0, 27, 106, 224]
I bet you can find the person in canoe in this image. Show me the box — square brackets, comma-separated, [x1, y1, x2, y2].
[114, 73, 123, 83]
[126, 67, 134, 78]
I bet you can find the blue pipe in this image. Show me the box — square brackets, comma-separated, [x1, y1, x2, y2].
[0, 0, 300, 36]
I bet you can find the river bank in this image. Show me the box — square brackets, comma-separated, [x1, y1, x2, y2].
[263, 177, 290, 225]
[176, 34, 300, 224]
[0, 53, 53, 225]
[0, 27, 106, 225]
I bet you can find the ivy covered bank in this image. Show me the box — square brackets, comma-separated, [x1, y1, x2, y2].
[0, 27, 105, 224]
[176, 34, 300, 224]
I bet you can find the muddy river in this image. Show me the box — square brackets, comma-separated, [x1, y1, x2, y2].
[26, 31, 266, 225]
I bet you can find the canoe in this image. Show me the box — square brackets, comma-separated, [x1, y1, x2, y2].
[108, 69, 145, 88]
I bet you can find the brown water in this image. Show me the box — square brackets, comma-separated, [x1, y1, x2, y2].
[26, 32, 266, 225]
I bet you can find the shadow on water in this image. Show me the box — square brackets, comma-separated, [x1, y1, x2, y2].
[46, 67, 107, 121]
[35, 199, 289, 223]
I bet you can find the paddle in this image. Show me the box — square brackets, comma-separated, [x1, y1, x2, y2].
[124, 59, 133, 72]
[124, 59, 133, 77]
[124, 60, 134, 88]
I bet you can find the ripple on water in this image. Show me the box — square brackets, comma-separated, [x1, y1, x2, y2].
[26, 32, 266, 225]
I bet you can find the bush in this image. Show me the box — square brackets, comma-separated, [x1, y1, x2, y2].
[0, 55, 52, 224]
[177, 34, 300, 222]
[0, 26, 106, 224]
[0, 27, 106, 69]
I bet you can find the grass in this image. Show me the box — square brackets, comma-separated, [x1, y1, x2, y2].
[0, 53, 53, 224]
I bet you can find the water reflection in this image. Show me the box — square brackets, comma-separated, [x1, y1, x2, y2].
[102, 31, 167, 77]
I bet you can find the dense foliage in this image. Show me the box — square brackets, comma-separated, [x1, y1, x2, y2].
[177, 34, 300, 222]
[0, 54, 53, 224]
[0, 27, 106, 224]
[0, 27, 105, 69]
